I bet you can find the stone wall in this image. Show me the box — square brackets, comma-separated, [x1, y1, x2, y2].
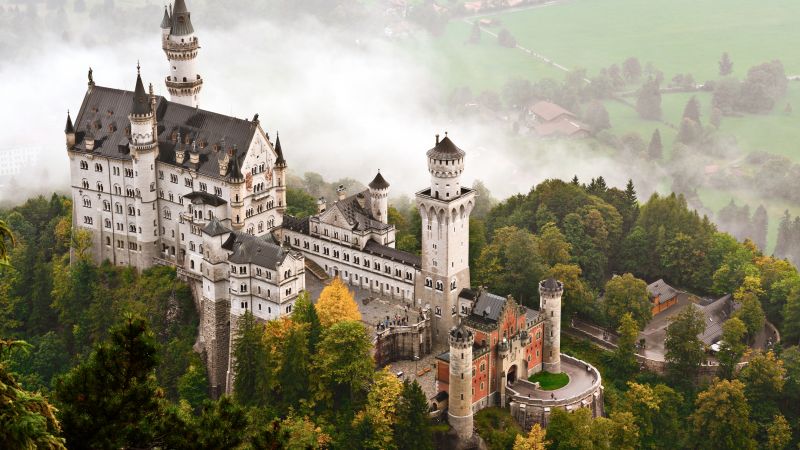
[373, 312, 432, 367]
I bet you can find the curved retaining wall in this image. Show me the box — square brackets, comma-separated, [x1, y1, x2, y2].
[506, 354, 604, 430]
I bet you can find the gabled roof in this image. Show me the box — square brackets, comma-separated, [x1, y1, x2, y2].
[426, 135, 465, 160]
[323, 189, 391, 232]
[202, 217, 230, 237]
[647, 279, 679, 304]
[469, 291, 508, 322]
[71, 86, 258, 181]
[530, 101, 575, 122]
[223, 232, 292, 269]
[282, 215, 310, 234]
[368, 171, 390, 190]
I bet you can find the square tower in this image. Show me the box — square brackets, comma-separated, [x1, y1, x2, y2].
[415, 134, 475, 345]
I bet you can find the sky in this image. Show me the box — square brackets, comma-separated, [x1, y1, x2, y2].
[0, 1, 658, 204]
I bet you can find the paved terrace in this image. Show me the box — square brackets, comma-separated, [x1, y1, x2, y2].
[305, 274, 442, 399]
[507, 355, 600, 401]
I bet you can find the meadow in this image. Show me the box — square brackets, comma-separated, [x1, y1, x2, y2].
[409, 0, 800, 252]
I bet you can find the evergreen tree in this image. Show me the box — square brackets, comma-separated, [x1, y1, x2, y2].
[751, 205, 768, 251]
[0, 220, 14, 265]
[719, 52, 734, 76]
[0, 339, 66, 449]
[582, 101, 611, 131]
[177, 355, 209, 411]
[646, 129, 663, 160]
[53, 315, 169, 450]
[636, 78, 662, 120]
[395, 380, 433, 450]
[231, 311, 270, 407]
[676, 117, 702, 144]
[293, 291, 321, 353]
[682, 96, 701, 123]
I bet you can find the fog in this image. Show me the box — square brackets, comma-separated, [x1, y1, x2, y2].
[0, 1, 661, 205]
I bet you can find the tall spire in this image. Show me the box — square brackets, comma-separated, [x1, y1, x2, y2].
[132, 64, 150, 116]
[162, 0, 202, 107]
[160, 5, 171, 29]
[64, 110, 74, 134]
[170, 0, 194, 36]
[274, 132, 286, 167]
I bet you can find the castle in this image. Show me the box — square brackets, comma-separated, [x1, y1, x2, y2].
[65, 0, 603, 435]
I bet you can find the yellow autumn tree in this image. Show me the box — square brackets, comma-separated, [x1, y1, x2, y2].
[513, 423, 548, 450]
[315, 277, 361, 327]
[353, 368, 404, 449]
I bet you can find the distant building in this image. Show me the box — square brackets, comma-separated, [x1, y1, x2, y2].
[647, 279, 679, 316]
[528, 101, 591, 138]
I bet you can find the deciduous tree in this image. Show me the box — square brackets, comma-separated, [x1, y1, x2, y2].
[603, 273, 651, 329]
[315, 277, 361, 327]
[613, 312, 640, 379]
[513, 423, 547, 450]
[717, 316, 747, 379]
[688, 379, 756, 450]
[664, 305, 705, 384]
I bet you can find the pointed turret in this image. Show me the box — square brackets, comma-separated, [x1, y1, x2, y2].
[170, 0, 194, 36]
[368, 170, 389, 224]
[64, 111, 74, 134]
[132, 64, 150, 116]
[229, 148, 244, 183]
[368, 171, 390, 190]
[274, 132, 286, 167]
[160, 6, 171, 29]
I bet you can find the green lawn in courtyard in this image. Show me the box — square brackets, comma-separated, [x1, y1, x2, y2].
[528, 370, 570, 390]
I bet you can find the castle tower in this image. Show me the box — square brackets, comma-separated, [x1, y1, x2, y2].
[162, 0, 203, 107]
[539, 278, 564, 373]
[368, 171, 389, 224]
[128, 66, 161, 270]
[448, 324, 474, 441]
[415, 134, 476, 344]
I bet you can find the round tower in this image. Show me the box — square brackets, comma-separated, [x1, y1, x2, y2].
[274, 133, 287, 214]
[128, 66, 160, 270]
[162, 0, 203, 107]
[427, 132, 465, 201]
[539, 278, 564, 373]
[448, 323, 474, 441]
[368, 171, 389, 224]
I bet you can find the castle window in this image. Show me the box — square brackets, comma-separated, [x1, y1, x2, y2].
[163, 209, 172, 220]
[214, 187, 223, 196]
[97, 182, 104, 192]
[80, 160, 88, 170]
[128, 206, 135, 216]
[129, 224, 136, 233]
[83, 198, 91, 208]
[425, 278, 432, 288]
[115, 203, 123, 214]
[83, 216, 93, 225]
[435, 281, 444, 291]
[124, 168, 133, 178]
[159, 170, 164, 179]
[240, 284, 247, 293]
[95, 163, 103, 172]
[185, 178, 193, 188]
[199, 182, 207, 192]
[106, 236, 111, 245]
[82, 179, 89, 189]
[170, 174, 178, 183]
[104, 219, 111, 228]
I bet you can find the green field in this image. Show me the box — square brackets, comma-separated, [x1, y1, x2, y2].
[408, 0, 800, 253]
[528, 370, 570, 390]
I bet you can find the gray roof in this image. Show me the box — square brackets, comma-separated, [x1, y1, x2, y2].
[170, 0, 194, 36]
[543, 278, 559, 290]
[202, 218, 230, 237]
[223, 232, 290, 269]
[525, 307, 541, 323]
[469, 291, 508, 322]
[65, 111, 74, 134]
[647, 279, 679, 304]
[160, 6, 171, 29]
[282, 215, 310, 234]
[368, 171, 390, 190]
[184, 191, 227, 207]
[71, 85, 257, 182]
[331, 189, 392, 232]
[426, 136, 465, 161]
[363, 239, 421, 268]
[132, 71, 150, 116]
[698, 295, 740, 345]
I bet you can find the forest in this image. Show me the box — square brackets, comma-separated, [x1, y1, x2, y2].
[2, 176, 800, 449]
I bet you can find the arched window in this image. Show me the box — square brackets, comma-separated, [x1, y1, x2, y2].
[83, 197, 91, 208]
[425, 278, 433, 288]
[435, 281, 444, 291]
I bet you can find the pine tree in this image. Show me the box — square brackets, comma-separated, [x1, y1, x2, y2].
[682, 96, 701, 123]
[395, 380, 433, 450]
[751, 205, 768, 252]
[232, 311, 270, 407]
[293, 291, 321, 353]
[315, 277, 361, 327]
[636, 78, 662, 120]
[719, 52, 734, 76]
[647, 129, 663, 160]
[0, 339, 66, 449]
[53, 315, 168, 450]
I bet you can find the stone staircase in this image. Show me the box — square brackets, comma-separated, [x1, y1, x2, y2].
[305, 258, 331, 282]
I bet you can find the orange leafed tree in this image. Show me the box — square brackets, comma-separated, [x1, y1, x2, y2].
[315, 277, 361, 327]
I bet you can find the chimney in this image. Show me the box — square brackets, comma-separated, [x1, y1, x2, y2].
[317, 197, 327, 214]
[337, 184, 346, 201]
[356, 192, 366, 209]
[435, 133, 440, 145]
[189, 141, 200, 164]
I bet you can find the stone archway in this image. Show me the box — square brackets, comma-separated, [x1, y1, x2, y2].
[507, 364, 518, 385]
